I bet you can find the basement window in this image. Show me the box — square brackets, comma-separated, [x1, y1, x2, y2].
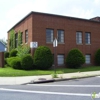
[85, 54, 91, 64]
[57, 55, 64, 65]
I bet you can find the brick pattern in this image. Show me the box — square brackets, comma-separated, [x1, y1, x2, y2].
[0, 52, 4, 67]
[8, 12, 100, 65]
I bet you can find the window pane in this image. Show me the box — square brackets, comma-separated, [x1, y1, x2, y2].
[76, 32, 82, 44]
[46, 29, 53, 42]
[57, 55, 64, 65]
[85, 55, 91, 64]
[85, 33, 91, 44]
[57, 30, 64, 43]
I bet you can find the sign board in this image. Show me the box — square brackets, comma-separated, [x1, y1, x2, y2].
[53, 38, 58, 47]
[30, 42, 38, 48]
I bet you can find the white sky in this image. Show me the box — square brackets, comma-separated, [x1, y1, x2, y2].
[0, 0, 100, 40]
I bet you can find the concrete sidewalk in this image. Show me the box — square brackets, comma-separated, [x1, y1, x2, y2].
[0, 71, 100, 85]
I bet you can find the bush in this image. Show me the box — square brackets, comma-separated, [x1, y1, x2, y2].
[9, 49, 17, 57]
[33, 46, 53, 70]
[4, 58, 7, 65]
[11, 58, 21, 69]
[21, 54, 33, 70]
[66, 48, 85, 68]
[6, 57, 14, 66]
[17, 44, 30, 58]
[4, 52, 9, 58]
[6, 57, 21, 69]
[95, 49, 100, 65]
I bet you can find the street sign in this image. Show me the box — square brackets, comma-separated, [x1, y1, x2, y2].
[53, 38, 58, 47]
[30, 42, 38, 48]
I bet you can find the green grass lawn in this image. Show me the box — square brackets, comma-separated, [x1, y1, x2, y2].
[0, 66, 100, 77]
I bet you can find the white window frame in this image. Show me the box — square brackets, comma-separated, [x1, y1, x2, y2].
[76, 32, 82, 44]
[46, 29, 53, 43]
[85, 32, 91, 44]
[57, 55, 64, 65]
[57, 30, 64, 43]
[85, 54, 91, 64]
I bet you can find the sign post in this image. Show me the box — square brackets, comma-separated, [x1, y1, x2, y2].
[30, 42, 38, 56]
[53, 38, 58, 75]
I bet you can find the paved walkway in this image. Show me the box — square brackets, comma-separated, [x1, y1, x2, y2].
[0, 71, 100, 85]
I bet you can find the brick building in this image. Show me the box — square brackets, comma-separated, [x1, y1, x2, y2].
[7, 11, 100, 67]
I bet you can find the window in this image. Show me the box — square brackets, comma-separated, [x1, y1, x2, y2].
[85, 55, 91, 64]
[46, 29, 53, 43]
[57, 55, 64, 65]
[25, 30, 28, 43]
[15, 33, 18, 48]
[85, 32, 91, 44]
[76, 32, 82, 44]
[57, 30, 64, 43]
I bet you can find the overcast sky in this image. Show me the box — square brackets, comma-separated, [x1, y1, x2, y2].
[0, 0, 100, 40]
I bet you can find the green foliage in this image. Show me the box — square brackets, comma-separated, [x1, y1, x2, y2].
[95, 49, 100, 65]
[21, 54, 33, 70]
[11, 58, 21, 69]
[9, 29, 15, 51]
[18, 31, 22, 46]
[6, 57, 16, 66]
[34, 46, 53, 70]
[52, 73, 58, 78]
[0, 39, 7, 46]
[66, 48, 85, 68]
[9, 49, 17, 57]
[6, 57, 21, 69]
[16, 44, 30, 58]
[4, 52, 9, 58]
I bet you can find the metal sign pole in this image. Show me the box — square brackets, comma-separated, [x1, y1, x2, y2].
[54, 40, 56, 75]
[53, 38, 57, 75]
[30, 42, 38, 56]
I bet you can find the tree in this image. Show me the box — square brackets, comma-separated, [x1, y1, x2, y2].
[18, 31, 22, 46]
[66, 48, 85, 68]
[9, 29, 15, 51]
[34, 46, 53, 70]
[16, 44, 30, 58]
[0, 38, 7, 46]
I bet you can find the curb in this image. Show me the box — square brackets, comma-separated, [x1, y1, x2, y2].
[28, 75, 100, 84]
[30, 79, 55, 84]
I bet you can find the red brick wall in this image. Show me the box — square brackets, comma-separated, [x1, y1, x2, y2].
[7, 12, 100, 65]
[0, 52, 4, 67]
[32, 13, 100, 65]
[8, 14, 33, 45]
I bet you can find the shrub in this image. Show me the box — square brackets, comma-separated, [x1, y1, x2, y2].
[6, 57, 14, 66]
[4, 52, 9, 58]
[6, 57, 21, 69]
[17, 44, 30, 58]
[9, 49, 17, 57]
[66, 48, 85, 68]
[10, 58, 21, 69]
[21, 54, 33, 70]
[33, 46, 53, 70]
[95, 49, 100, 65]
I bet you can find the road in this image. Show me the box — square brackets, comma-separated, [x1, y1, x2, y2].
[0, 76, 100, 100]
